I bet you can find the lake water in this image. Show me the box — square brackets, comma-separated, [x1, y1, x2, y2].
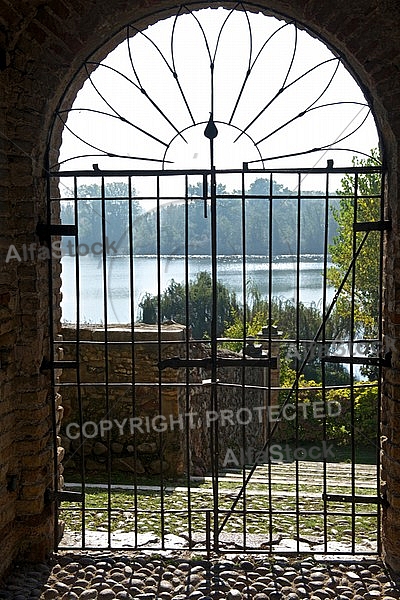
[60, 254, 334, 324]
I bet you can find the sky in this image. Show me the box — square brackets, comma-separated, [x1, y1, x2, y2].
[56, 5, 379, 197]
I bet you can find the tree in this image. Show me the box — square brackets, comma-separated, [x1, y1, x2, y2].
[61, 181, 142, 255]
[224, 292, 349, 384]
[139, 271, 239, 339]
[327, 150, 382, 338]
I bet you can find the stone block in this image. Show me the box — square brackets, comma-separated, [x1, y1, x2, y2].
[137, 442, 157, 453]
[148, 459, 169, 475]
[113, 456, 145, 473]
[93, 442, 108, 455]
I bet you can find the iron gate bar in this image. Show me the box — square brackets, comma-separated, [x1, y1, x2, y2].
[267, 172, 274, 549]
[156, 174, 167, 549]
[241, 167, 248, 551]
[184, 174, 194, 549]
[354, 220, 391, 231]
[47, 361, 78, 370]
[47, 490, 84, 503]
[322, 168, 329, 552]
[210, 163, 220, 551]
[51, 166, 384, 177]
[296, 172, 302, 552]
[74, 175, 86, 550]
[158, 357, 278, 369]
[350, 172, 358, 553]
[128, 175, 140, 549]
[323, 355, 390, 366]
[56, 380, 379, 390]
[101, 177, 112, 548]
[36, 223, 77, 239]
[322, 493, 386, 505]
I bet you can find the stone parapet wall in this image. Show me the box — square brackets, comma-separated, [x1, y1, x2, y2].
[61, 323, 188, 479]
[60, 324, 268, 479]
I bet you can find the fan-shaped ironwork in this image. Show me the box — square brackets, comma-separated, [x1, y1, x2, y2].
[49, 3, 380, 172]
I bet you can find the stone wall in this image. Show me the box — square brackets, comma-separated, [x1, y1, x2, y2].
[1, 0, 400, 579]
[60, 324, 267, 479]
[61, 323, 188, 479]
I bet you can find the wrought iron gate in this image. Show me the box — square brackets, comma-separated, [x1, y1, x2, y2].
[45, 161, 386, 555]
[44, 1, 388, 555]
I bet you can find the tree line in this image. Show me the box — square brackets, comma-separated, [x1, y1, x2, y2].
[60, 178, 339, 256]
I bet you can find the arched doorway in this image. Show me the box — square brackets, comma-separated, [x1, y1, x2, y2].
[46, 4, 386, 555]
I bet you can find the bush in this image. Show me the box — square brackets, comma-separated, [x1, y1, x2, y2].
[139, 271, 239, 339]
[275, 370, 378, 446]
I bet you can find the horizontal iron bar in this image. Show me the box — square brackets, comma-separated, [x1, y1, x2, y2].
[54, 360, 78, 369]
[57, 380, 377, 392]
[36, 223, 77, 237]
[322, 355, 388, 366]
[158, 356, 278, 370]
[46, 489, 84, 503]
[41, 358, 78, 370]
[354, 220, 391, 232]
[59, 506, 375, 516]
[57, 337, 381, 348]
[50, 166, 384, 178]
[322, 492, 385, 505]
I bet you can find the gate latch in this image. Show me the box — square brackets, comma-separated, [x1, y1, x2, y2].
[322, 492, 388, 507]
[158, 356, 278, 370]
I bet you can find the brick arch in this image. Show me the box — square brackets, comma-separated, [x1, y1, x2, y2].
[7, 0, 399, 170]
[45, 2, 389, 169]
[2, 0, 400, 576]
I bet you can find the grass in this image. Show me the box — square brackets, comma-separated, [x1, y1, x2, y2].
[60, 457, 380, 550]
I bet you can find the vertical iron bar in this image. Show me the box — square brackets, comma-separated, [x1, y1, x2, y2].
[100, 176, 112, 548]
[203, 173, 208, 219]
[241, 169, 247, 550]
[322, 169, 330, 553]
[156, 175, 166, 548]
[350, 172, 359, 553]
[267, 172, 274, 548]
[75, 176, 86, 548]
[210, 155, 219, 551]
[295, 173, 301, 552]
[184, 175, 193, 547]
[206, 510, 211, 559]
[128, 176, 139, 548]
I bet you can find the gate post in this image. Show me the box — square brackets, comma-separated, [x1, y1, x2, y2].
[257, 324, 282, 406]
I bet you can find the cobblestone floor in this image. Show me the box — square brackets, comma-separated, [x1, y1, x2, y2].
[1, 550, 400, 600]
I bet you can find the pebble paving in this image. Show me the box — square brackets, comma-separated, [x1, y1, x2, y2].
[1, 551, 400, 600]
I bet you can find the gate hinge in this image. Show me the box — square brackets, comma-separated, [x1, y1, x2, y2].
[353, 220, 391, 232]
[36, 222, 77, 243]
[322, 492, 388, 506]
[40, 358, 77, 372]
[45, 489, 84, 504]
[322, 351, 391, 368]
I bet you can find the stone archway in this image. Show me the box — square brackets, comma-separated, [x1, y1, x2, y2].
[1, 0, 400, 576]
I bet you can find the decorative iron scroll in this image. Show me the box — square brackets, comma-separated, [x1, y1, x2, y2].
[50, 3, 380, 172]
